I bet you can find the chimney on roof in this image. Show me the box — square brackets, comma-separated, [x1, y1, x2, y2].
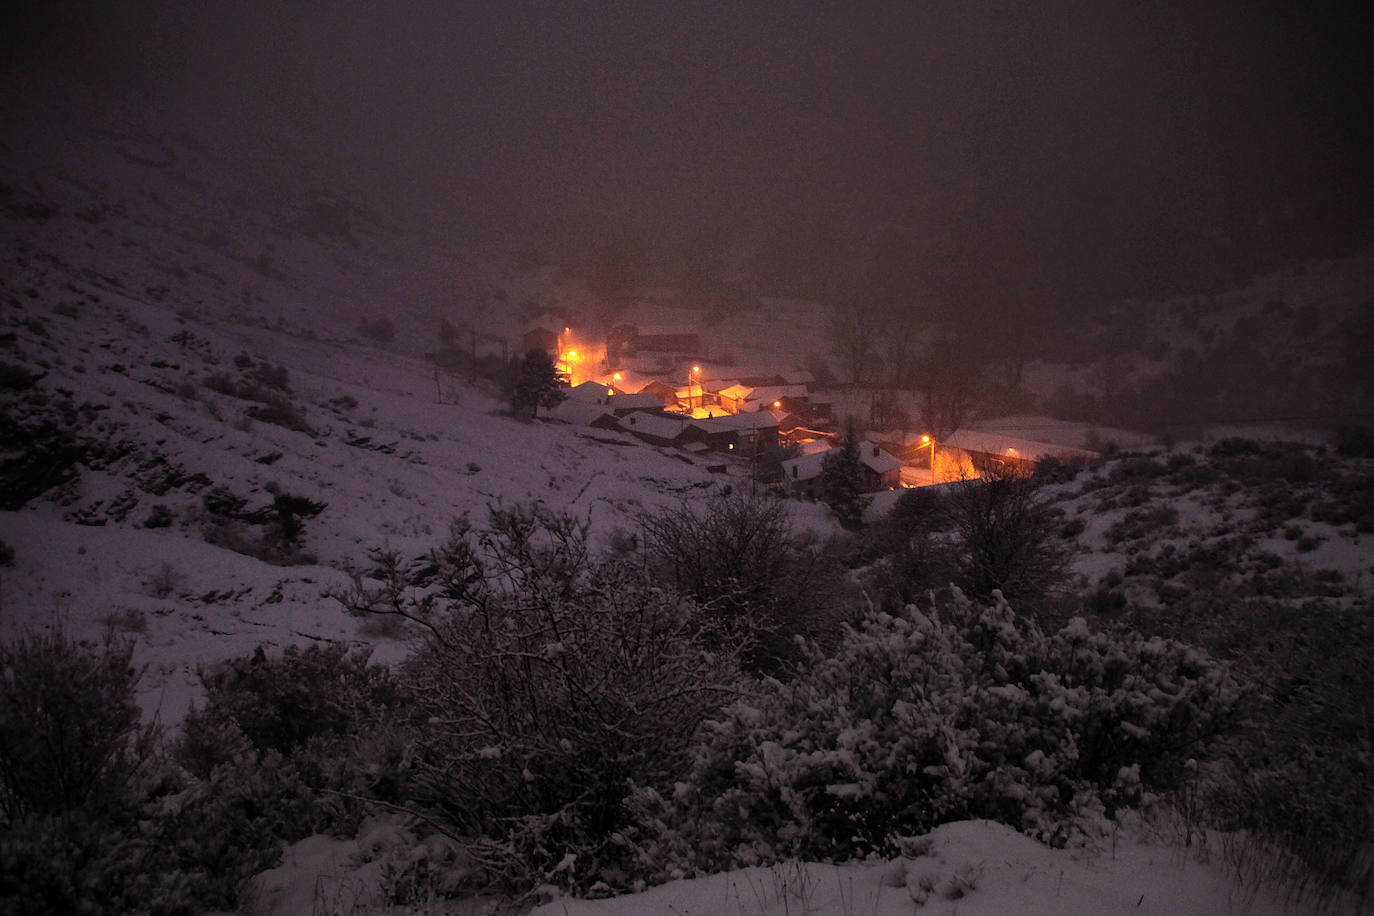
[872, 445, 880, 458]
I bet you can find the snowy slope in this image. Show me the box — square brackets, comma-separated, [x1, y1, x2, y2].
[0, 99, 761, 723]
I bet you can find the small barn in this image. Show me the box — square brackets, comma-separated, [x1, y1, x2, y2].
[636, 379, 680, 408]
[942, 429, 1098, 476]
[716, 383, 755, 413]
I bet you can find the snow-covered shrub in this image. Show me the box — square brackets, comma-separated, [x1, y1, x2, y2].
[664, 591, 1244, 870]
[0, 631, 199, 913]
[351, 504, 743, 895]
[177, 643, 401, 775]
[157, 645, 408, 911]
[944, 467, 1068, 607]
[1197, 600, 1374, 907]
[357, 316, 395, 343]
[197, 484, 326, 565]
[0, 630, 155, 823]
[640, 491, 855, 671]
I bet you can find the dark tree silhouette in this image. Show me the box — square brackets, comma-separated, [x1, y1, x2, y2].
[511, 348, 565, 419]
[945, 461, 1066, 607]
[822, 421, 868, 529]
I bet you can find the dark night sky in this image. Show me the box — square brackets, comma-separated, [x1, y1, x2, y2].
[6, 0, 1373, 320]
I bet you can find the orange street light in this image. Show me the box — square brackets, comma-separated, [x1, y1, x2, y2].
[921, 434, 936, 485]
[773, 400, 782, 409]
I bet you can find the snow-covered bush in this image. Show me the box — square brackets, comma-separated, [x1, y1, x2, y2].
[197, 484, 326, 565]
[346, 504, 744, 895]
[157, 645, 408, 911]
[944, 466, 1068, 607]
[640, 491, 855, 671]
[660, 591, 1244, 871]
[0, 630, 155, 823]
[357, 316, 396, 343]
[1197, 599, 1374, 907]
[0, 630, 195, 913]
[177, 643, 402, 776]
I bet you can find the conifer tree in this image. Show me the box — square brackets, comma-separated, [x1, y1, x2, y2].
[822, 420, 868, 528]
[512, 348, 565, 419]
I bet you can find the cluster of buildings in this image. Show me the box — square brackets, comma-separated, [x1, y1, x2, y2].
[520, 318, 1107, 498]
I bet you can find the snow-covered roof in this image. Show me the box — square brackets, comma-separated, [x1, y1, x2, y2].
[741, 384, 808, 409]
[620, 411, 687, 441]
[565, 380, 610, 403]
[546, 400, 616, 426]
[781, 369, 815, 386]
[943, 429, 1098, 462]
[607, 392, 663, 411]
[703, 411, 779, 431]
[860, 442, 905, 474]
[717, 383, 755, 401]
[781, 450, 828, 482]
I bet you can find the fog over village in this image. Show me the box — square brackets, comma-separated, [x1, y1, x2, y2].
[1, 2, 1372, 914]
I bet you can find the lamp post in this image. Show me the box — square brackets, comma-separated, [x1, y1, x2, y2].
[688, 365, 701, 411]
[921, 434, 936, 485]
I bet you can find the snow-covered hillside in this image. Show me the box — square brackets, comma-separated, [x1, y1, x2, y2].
[4, 95, 1371, 916]
[1, 95, 794, 723]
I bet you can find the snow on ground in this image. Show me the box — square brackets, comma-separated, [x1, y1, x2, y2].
[968, 415, 1157, 452]
[243, 818, 1306, 915]
[0, 109, 764, 723]
[293, 817, 1326, 916]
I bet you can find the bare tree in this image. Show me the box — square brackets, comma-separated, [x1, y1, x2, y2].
[640, 491, 854, 670]
[829, 300, 882, 386]
[944, 461, 1066, 608]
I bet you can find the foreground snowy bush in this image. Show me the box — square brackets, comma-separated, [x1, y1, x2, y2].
[0, 631, 195, 914]
[654, 590, 1244, 872]
[341, 504, 744, 896]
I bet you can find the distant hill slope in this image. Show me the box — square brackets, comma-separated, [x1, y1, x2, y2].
[0, 97, 778, 722]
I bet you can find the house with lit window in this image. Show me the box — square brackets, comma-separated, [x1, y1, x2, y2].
[781, 442, 903, 498]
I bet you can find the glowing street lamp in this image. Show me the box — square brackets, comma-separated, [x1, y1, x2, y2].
[921, 434, 936, 485]
[688, 365, 701, 410]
